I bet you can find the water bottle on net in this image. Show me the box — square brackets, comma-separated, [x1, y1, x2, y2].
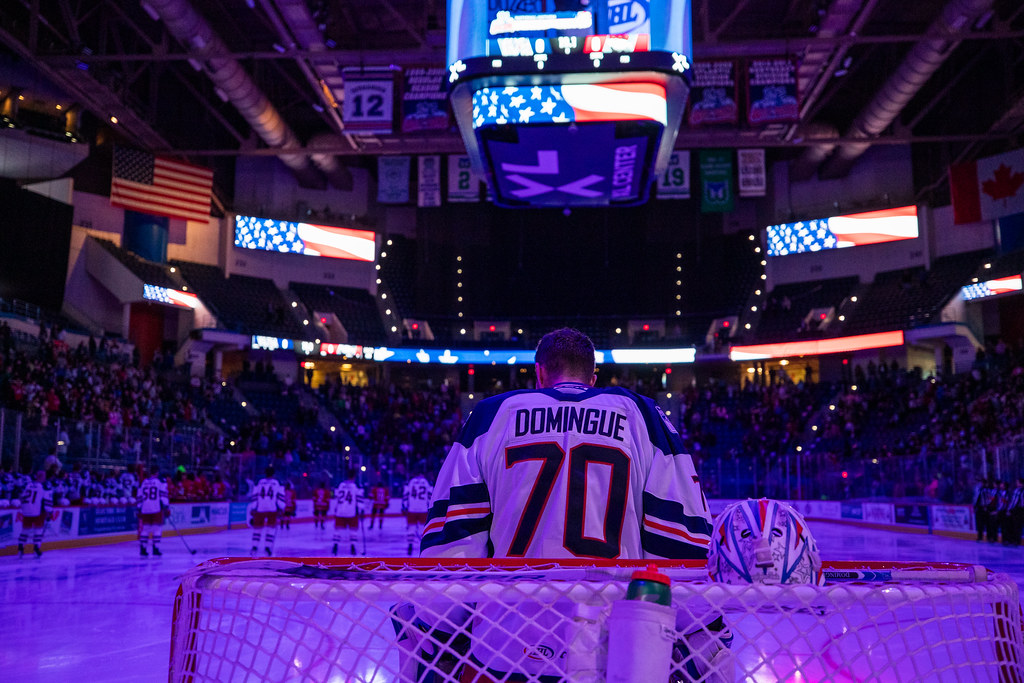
[606, 564, 677, 683]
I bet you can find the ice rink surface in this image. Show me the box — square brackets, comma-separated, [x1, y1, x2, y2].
[1, 517, 1021, 682]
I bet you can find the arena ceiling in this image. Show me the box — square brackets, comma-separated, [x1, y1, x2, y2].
[1, 0, 1023, 206]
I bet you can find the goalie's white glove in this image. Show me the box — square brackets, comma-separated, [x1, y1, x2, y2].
[671, 614, 734, 683]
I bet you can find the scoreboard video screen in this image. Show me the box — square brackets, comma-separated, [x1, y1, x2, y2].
[234, 214, 376, 262]
[448, 1, 690, 73]
[447, 0, 692, 208]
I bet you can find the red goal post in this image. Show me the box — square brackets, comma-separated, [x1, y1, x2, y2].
[171, 557, 1023, 683]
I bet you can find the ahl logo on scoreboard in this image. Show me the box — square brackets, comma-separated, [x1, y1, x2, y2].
[607, 0, 650, 34]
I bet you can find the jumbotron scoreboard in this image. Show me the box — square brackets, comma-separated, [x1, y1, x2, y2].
[447, 0, 692, 208]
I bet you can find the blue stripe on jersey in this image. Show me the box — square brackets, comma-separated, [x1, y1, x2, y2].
[426, 482, 490, 521]
[456, 386, 684, 455]
[421, 515, 493, 552]
[643, 492, 713, 536]
[641, 528, 710, 559]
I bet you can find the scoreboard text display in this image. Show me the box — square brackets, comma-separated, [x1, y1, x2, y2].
[447, 0, 692, 208]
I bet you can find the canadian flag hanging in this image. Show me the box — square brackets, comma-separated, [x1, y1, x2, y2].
[949, 147, 1024, 224]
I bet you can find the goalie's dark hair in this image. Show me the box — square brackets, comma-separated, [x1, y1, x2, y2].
[535, 327, 595, 382]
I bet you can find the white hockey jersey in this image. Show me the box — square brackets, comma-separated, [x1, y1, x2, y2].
[332, 480, 364, 518]
[403, 475, 433, 514]
[250, 477, 285, 513]
[422, 382, 711, 560]
[138, 476, 169, 515]
[20, 481, 53, 518]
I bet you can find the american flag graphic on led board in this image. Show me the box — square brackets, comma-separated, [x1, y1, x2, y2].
[471, 83, 667, 129]
[961, 275, 1022, 301]
[766, 205, 919, 257]
[234, 215, 376, 262]
[143, 284, 200, 309]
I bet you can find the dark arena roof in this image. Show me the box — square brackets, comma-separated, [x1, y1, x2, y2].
[1, 0, 1021, 202]
[1, 0, 1023, 344]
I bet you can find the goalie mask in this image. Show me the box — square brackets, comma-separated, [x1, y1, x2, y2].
[708, 499, 823, 585]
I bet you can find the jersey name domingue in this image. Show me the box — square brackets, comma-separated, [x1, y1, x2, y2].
[514, 406, 628, 442]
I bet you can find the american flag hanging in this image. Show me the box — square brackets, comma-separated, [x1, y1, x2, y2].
[111, 147, 213, 223]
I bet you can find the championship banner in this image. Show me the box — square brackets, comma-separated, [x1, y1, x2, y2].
[447, 154, 481, 203]
[949, 146, 1024, 224]
[737, 148, 766, 197]
[688, 61, 738, 126]
[700, 149, 734, 213]
[656, 151, 690, 199]
[417, 155, 442, 207]
[377, 156, 411, 204]
[746, 57, 800, 125]
[401, 67, 450, 133]
[342, 68, 396, 134]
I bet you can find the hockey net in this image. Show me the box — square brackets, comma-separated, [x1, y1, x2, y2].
[170, 558, 1023, 683]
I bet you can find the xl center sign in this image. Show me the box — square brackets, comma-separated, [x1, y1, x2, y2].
[447, 0, 692, 208]
[479, 123, 659, 207]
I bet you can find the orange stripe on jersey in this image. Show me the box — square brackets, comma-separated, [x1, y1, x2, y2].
[424, 505, 491, 535]
[644, 517, 710, 546]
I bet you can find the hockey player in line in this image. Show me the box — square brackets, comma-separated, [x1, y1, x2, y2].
[279, 481, 297, 530]
[137, 469, 169, 557]
[402, 471, 432, 557]
[18, 471, 52, 558]
[420, 328, 720, 682]
[332, 470, 365, 556]
[249, 467, 285, 557]
[368, 479, 389, 530]
[312, 479, 332, 535]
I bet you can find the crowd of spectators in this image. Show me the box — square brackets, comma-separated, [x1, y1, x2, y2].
[677, 340, 1024, 503]
[4, 312, 1024, 515]
[319, 378, 462, 485]
[0, 329, 209, 443]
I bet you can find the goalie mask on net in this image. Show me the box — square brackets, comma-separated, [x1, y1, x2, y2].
[708, 498, 823, 585]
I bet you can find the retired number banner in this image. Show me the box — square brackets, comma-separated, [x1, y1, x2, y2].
[737, 148, 766, 198]
[657, 151, 690, 199]
[447, 155, 480, 203]
[342, 68, 395, 134]
[417, 156, 442, 207]
[378, 156, 410, 204]
[700, 149, 734, 213]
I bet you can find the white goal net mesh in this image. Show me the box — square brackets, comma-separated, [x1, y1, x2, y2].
[170, 558, 1023, 683]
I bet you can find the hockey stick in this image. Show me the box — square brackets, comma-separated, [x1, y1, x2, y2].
[166, 514, 198, 555]
[358, 510, 367, 556]
[822, 565, 986, 583]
